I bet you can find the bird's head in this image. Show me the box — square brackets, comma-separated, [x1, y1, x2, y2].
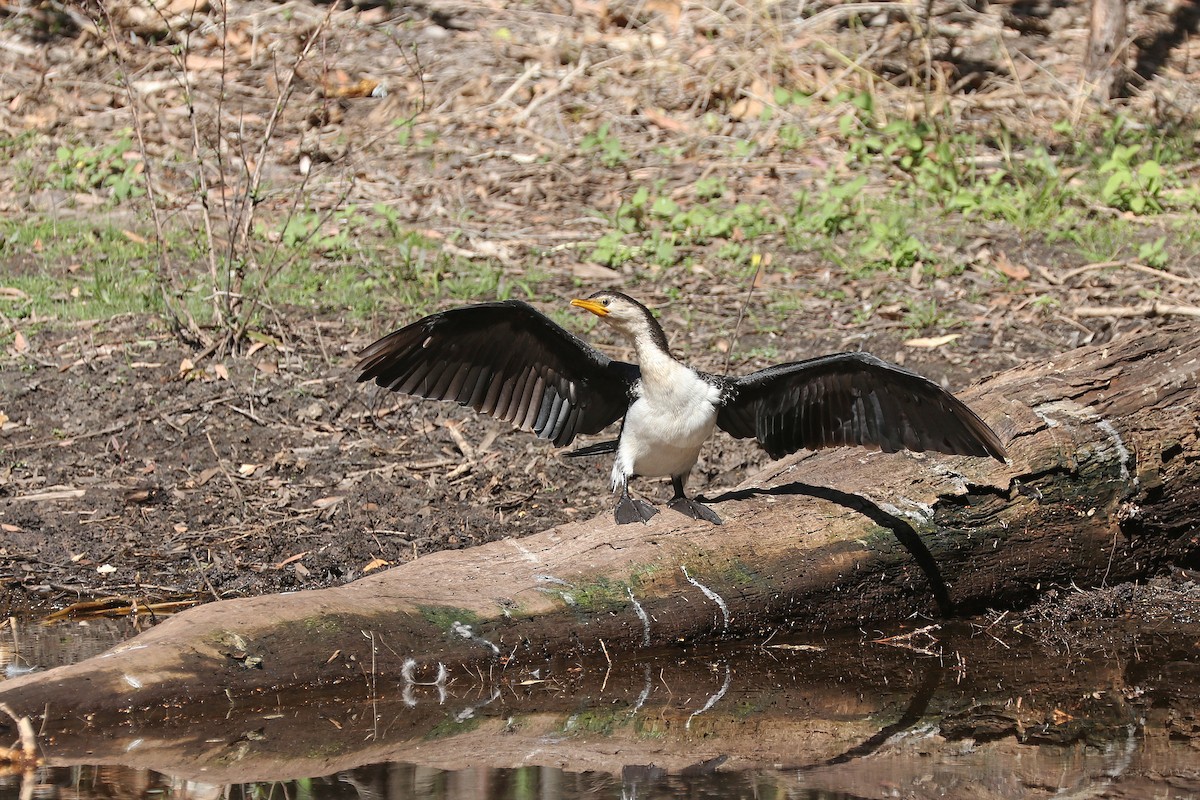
[571, 291, 671, 354]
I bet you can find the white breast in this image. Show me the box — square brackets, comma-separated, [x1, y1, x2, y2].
[611, 356, 720, 487]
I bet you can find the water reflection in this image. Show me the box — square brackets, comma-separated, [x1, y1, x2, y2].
[0, 618, 133, 677]
[3, 619, 1200, 799]
[1, 762, 857, 800]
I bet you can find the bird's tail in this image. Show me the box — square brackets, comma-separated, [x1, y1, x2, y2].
[564, 439, 619, 458]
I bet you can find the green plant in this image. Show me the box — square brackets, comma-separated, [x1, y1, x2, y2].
[1097, 144, 1164, 214]
[777, 123, 806, 152]
[1137, 236, 1169, 268]
[853, 208, 934, 274]
[792, 175, 868, 236]
[580, 122, 628, 167]
[0, 218, 167, 320]
[48, 132, 145, 204]
[903, 298, 951, 333]
[588, 186, 779, 270]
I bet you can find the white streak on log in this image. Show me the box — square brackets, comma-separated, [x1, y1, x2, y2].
[685, 663, 731, 730]
[681, 566, 729, 631]
[1035, 400, 1134, 482]
[1095, 418, 1132, 481]
[626, 587, 651, 646]
[535, 574, 577, 605]
[508, 540, 542, 563]
[1032, 406, 1062, 428]
[122, 674, 142, 689]
[931, 464, 970, 494]
[102, 643, 149, 658]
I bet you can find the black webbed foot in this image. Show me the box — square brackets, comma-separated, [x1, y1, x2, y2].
[615, 494, 658, 524]
[668, 496, 723, 525]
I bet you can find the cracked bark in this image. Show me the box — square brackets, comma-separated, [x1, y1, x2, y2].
[0, 323, 1196, 718]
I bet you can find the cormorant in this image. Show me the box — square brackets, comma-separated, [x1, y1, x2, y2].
[356, 291, 1006, 525]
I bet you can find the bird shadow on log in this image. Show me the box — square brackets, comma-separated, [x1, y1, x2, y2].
[706, 483, 954, 617]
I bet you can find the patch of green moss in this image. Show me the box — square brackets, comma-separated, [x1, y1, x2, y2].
[562, 565, 659, 612]
[564, 709, 624, 736]
[425, 712, 482, 739]
[417, 604, 481, 632]
[721, 559, 761, 587]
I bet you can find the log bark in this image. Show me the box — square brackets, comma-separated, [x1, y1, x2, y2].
[0, 323, 1196, 719]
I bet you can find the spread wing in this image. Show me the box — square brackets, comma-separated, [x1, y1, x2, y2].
[356, 300, 637, 447]
[715, 352, 1006, 461]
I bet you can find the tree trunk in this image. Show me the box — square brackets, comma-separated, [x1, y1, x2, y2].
[1085, 0, 1128, 99]
[0, 323, 1196, 718]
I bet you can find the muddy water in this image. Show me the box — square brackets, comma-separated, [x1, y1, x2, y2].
[2, 617, 1200, 799]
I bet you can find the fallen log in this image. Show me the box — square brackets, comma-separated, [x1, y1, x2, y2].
[0, 323, 1195, 719]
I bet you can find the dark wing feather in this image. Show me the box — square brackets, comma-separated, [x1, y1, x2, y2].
[715, 352, 1006, 461]
[356, 301, 637, 446]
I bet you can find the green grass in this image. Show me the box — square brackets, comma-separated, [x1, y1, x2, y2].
[5, 100, 1198, 339]
[0, 218, 164, 321]
[0, 208, 549, 331]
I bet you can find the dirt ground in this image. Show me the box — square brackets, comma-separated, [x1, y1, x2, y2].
[1, 0, 1199, 617]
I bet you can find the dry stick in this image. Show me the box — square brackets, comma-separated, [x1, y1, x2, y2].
[1074, 302, 1200, 319]
[234, 3, 338, 258]
[223, 5, 345, 349]
[230, 175, 359, 348]
[512, 53, 590, 125]
[239, 38, 426, 307]
[491, 61, 541, 109]
[188, 549, 222, 602]
[722, 258, 764, 376]
[95, 3, 205, 346]
[204, 430, 245, 502]
[181, 0, 228, 331]
[1061, 260, 1197, 286]
[794, 2, 918, 34]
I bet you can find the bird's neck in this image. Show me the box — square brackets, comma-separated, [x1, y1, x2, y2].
[627, 327, 691, 391]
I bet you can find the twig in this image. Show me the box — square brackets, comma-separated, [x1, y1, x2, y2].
[204, 430, 244, 502]
[1061, 260, 1197, 285]
[9, 489, 86, 502]
[189, 549, 222, 602]
[872, 624, 941, 655]
[794, 2, 918, 34]
[512, 53, 590, 125]
[1074, 302, 1200, 319]
[491, 62, 541, 108]
[722, 255, 763, 375]
[94, 2, 206, 346]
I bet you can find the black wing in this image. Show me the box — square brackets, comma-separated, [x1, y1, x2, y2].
[356, 300, 637, 447]
[715, 352, 1006, 461]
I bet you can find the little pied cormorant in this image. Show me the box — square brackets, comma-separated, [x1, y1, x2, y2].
[356, 291, 1007, 525]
